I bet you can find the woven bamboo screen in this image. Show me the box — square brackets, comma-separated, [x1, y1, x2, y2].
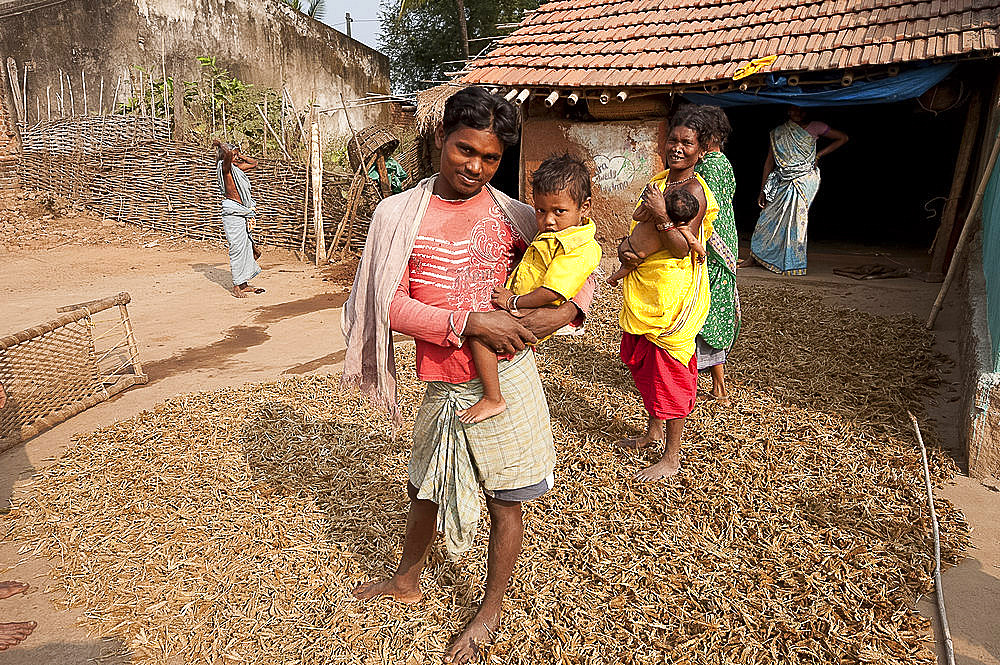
[16, 116, 427, 253]
[0, 293, 146, 453]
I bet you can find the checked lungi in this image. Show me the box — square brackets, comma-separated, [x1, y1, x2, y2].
[409, 349, 554, 557]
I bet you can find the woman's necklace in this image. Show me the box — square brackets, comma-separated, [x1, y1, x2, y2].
[664, 173, 696, 188]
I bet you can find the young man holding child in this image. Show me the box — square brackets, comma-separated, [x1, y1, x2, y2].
[341, 87, 596, 663]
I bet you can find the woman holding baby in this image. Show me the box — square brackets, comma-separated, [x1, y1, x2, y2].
[611, 106, 719, 481]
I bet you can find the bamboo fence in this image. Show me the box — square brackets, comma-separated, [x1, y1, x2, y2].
[16, 116, 425, 253]
[0, 292, 146, 454]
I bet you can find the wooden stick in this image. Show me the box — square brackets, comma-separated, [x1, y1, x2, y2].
[68, 72, 75, 117]
[256, 104, 291, 160]
[301, 150, 310, 253]
[311, 117, 325, 264]
[161, 34, 169, 126]
[929, 90, 981, 275]
[82, 69, 88, 115]
[222, 100, 228, 141]
[21, 63, 27, 122]
[99, 77, 104, 115]
[927, 119, 1000, 328]
[46, 85, 51, 121]
[59, 69, 64, 116]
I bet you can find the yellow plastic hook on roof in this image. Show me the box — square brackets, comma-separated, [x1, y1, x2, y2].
[733, 55, 778, 80]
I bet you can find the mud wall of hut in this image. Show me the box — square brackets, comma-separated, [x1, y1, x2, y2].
[0, 0, 390, 139]
[520, 115, 668, 247]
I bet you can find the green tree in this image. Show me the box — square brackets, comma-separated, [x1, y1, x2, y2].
[379, 0, 537, 94]
[282, 0, 326, 20]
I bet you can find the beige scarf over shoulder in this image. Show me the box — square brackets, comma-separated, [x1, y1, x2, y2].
[340, 176, 537, 423]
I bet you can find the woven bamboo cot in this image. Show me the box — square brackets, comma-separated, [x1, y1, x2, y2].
[0, 292, 146, 453]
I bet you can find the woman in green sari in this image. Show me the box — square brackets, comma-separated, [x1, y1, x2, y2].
[684, 105, 740, 402]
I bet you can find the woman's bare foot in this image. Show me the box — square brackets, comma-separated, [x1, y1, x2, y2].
[232, 284, 249, 298]
[351, 577, 423, 604]
[614, 434, 661, 450]
[457, 396, 507, 424]
[0, 621, 36, 650]
[635, 451, 681, 481]
[737, 255, 757, 269]
[0, 582, 28, 600]
[444, 609, 499, 664]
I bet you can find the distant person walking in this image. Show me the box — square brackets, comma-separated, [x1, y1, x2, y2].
[739, 106, 848, 275]
[214, 140, 264, 298]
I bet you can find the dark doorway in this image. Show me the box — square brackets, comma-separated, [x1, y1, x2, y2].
[490, 138, 521, 199]
[723, 100, 967, 250]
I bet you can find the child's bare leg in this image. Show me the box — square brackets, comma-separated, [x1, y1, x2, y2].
[635, 417, 684, 481]
[457, 338, 507, 424]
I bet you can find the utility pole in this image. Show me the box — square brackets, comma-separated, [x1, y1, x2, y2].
[345, 12, 352, 38]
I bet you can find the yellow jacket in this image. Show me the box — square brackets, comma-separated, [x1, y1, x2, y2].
[508, 219, 602, 341]
[619, 171, 717, 364]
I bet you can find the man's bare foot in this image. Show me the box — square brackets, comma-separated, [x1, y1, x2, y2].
[351, 577, 422, 604]
[634, 453, 681, 482]
[444, 609, 499, 664]
[232, 284, 249, 298]
[457, 396, 507, 424]
[0, 582, 28, 601]
[252, 244, 262, 260]
[614, 434, 661, 450]
[0, 621, 36, 650]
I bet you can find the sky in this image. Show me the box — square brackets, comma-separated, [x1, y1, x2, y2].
[316, 1, 384, 52]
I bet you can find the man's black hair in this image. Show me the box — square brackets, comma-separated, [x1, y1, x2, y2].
[530, 153, 592, 206]
[442, 86, 520, 148]
[664, 189, 699, 225]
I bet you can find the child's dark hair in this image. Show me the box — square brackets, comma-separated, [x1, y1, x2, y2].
[530, 153, 592, 206]
[664, 189, 699, 225]
[442, 86, 520, 148]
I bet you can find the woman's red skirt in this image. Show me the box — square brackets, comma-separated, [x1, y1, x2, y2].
[620, 332, 698, 420]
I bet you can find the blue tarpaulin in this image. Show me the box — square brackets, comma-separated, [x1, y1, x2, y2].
[683, 63, 956, 107]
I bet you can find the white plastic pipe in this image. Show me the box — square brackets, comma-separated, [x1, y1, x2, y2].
[544, 91, 559, 107]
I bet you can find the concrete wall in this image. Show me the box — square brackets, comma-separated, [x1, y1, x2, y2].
[0, 0, 390, 139]
[520, 114, 668, 246]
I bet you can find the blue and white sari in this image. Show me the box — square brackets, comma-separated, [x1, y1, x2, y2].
[749, 121, 821, 276]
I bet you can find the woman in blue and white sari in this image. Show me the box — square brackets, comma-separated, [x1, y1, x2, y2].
[739, 106, 848, 275]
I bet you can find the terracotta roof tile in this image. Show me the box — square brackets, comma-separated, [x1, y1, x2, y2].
[462, 0, 1000, 89]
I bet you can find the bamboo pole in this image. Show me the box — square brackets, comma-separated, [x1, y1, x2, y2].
[68, 73, 75, 117]
[82, 69, 88, 115]
[301, 148, 310, 253]
[21, 63, 27, 123]
[46, 85, 51, 121]
[99, 77, 104, 115]
[311, 118, 325, 264]
[929, 90, 982, 276]
[160, 34, 169, 127]
[59, 70, 64, 116]
[927, 119, 1000, 328]
[257, 105, 291, 160]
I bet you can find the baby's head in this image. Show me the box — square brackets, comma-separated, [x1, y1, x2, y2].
[530, 153, 592, 233]
[664, 189, 699, 226]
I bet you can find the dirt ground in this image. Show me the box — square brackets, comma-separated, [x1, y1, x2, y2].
[0, 192, 997, 664]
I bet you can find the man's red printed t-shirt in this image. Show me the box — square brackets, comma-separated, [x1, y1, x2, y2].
[395, 188, 527, 383]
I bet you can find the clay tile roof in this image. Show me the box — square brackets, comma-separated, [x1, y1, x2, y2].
[461, 0, 1000, 90]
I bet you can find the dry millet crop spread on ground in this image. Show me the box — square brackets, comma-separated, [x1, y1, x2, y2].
[3, 284, 968, 664]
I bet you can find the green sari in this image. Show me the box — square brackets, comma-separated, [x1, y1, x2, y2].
[695, 151, 740, 351]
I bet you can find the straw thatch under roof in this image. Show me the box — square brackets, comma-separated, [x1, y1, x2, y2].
[415, 82, 471, 133]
